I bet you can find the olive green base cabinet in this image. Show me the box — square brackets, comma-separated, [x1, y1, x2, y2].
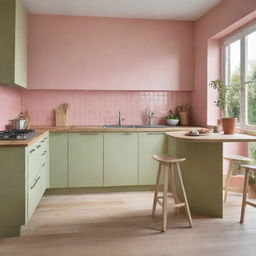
[0, 135, 49, 237]
[49, 133, 68, 188]
[68, 133, 103, 187]
[104, 133, 138, 186]
[138, 132, 167, 185]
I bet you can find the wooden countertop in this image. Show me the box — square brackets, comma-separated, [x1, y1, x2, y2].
[31, 125, 203, 133]
[0, 130, 49, 147]
[166, 131, 256, 143]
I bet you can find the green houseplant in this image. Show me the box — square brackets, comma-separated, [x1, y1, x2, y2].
[165, 111, 179, 126]
[209, 79, 240, 134]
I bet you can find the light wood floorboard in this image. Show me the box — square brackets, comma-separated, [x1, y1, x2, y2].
[1, 192, 256, 256]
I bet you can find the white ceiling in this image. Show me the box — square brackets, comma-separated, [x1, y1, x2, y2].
[23, 0, 223, 21]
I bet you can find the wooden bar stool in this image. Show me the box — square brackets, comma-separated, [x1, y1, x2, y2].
[223, 155, 251, 202]
[152, 154, 193, 232]
[240, 164, 256, 223]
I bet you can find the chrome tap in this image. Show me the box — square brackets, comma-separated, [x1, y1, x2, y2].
[118, 111, 125, 125]
[147, 110, 155, 125]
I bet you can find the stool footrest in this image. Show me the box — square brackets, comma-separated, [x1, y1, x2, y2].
[245, 200, 256, 208]
[174, 202, 185, 208]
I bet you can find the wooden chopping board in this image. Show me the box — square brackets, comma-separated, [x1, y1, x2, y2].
[55, 103, 69, 126]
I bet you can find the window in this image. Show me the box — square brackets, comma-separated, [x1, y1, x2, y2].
[223, 22, 256, 130]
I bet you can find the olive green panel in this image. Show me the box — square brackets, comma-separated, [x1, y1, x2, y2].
[49, 133, 68, 188]
[138, 132, 167, 185]
[104, 133, 138, 186]
[0, 0, 16, 83]
[168, 138, 223, 217]
[14, 0, 27, 87]
[68, 133, 104, 187]
[0, 147, 26, 237]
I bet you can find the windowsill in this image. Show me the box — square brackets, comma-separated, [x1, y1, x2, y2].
[241, 129, 256, 136]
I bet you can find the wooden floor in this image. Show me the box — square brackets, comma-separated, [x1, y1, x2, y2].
[1, 191, 256, 256]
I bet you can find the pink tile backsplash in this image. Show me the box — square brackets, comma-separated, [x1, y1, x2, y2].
[0, 86, 21, 130]
[21, 90, 192, 126]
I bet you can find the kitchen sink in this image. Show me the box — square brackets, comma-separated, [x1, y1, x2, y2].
[103, 125, 170, 128]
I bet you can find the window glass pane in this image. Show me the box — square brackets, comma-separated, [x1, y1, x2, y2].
[226, 83, 241, 122]
[245, 31, 256, 82]
[225, 40, 241, 86]
[247, 81, 256, 125]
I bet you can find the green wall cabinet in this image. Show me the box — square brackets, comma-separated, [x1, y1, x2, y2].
[104, 133, 138, 186]
[49, 133, 68, 188]
[138, 132, 167, 185]
[0, 0, 27, 87]
[68, 133, 104, 187]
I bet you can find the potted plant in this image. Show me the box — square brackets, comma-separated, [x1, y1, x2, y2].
[209, 79, 240, 134]
[165, 111, 179, 126]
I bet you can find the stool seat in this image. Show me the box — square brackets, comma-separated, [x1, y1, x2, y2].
[224, 155, 251, 162]
[152, 154, 186, 163]
[240, 164, 256, 170]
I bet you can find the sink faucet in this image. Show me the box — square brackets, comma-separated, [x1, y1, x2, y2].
[147, 110, 155, 125]
[118, 111, 125, 125]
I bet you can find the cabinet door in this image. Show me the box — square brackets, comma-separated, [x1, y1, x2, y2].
[138, 132, 167, 185]
[49, 133, 68, 188]
[68, 133, 103, 187]
[104, 133, 138, 186]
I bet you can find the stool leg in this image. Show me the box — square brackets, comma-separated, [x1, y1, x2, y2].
[224, 160, 234, 202]
[162, 165, 169, 232]
[240, 168, 250, 223]
[170, 163, 179, 215]
[152, 164, 161, 217]
[176, 163, 193, 228]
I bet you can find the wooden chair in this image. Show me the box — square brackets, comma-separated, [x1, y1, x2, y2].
[223, 155, 251, 202]
[152, 154, 193, 232]
[240, 164, 256, 223]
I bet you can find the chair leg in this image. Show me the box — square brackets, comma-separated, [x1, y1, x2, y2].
[240, 169, 250, 223]
[170, 163, 179, 215]
[152, 164, 161, 217]
[176, 163, 193, 228]
[162, 165, 169, 232]
[224, 160, 234, 202]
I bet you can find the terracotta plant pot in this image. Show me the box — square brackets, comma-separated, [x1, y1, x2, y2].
[222, 118, 237, 134]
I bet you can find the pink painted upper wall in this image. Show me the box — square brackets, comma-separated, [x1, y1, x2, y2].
[28, 15, 194, 91]
[193, 0, 256, 126]
[0, 86, 21, 130]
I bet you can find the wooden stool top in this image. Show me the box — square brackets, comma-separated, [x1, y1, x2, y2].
[240, 164, 256, 170]
[224, 155, 251, 162]
[152, 154, 185, 164]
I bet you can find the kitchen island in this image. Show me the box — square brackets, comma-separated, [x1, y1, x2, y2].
[166, 131, 256, 218]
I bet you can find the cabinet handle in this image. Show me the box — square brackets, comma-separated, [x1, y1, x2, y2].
[41, 163, 46, 168]
[30, 176, 40, 190]
[36, 145, 41, 149]
[123, 133, 132, 135]
[80, 133, 99, 135]
[42, 151, 47, 156]
[29, 149, 35, 153]
[146, 132, 165, 135]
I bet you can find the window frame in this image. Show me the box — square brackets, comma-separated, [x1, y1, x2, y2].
[222, 21, 256, 130]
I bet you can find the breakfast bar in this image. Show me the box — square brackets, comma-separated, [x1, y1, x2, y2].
[166, 131, 256, 218]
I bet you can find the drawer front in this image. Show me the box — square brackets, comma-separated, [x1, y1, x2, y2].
[27, 135, 49, 185]
[28, 141, 42, 185]
[27, 174, 42, 220]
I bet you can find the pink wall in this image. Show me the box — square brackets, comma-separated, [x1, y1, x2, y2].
[21, 90, 192, 126]
[28, 15, 194, 91]
[0, 86, 21, 130]
[193, 0, 256, 126]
